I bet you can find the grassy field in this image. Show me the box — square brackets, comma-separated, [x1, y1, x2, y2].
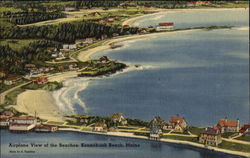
[0, 6, 22, 13]
[218, 140, 250, 153]
[235, 135, 250, 141]
[220, 2, 249, 8]
[221, 132, 238, 138]
[188, 126, 205, 135]
[23, 82, 63, 91]
[0, 39, 43, 52]
[4, 88, 26, 105]
[162, 135, 199, 142]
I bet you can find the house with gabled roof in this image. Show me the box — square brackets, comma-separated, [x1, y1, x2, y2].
[216, 117, 240, 133]
[149, 117, 163, 140]
[4, 75, 22, 85]
[92, 122, 107, 133]
[239, 124, 250, 136]
[111, 113, 127, 125]
[169, 115, 187, 132]
[199, 127, 222, 146]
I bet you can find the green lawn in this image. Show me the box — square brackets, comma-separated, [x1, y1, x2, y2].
[188, 126, 205, 135]
[23, 82, 63, 91]
[221, 132, 238, 138]
[220, 2, 249, 8]
[4, 88, 26, 105]
[162, 135, 199, 142]
[235, 135, 250, 142]
[218, 140, 250, 153]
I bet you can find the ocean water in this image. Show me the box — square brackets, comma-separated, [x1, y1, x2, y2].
[0, 130, 244, 158]
[53, 9, 249, 126]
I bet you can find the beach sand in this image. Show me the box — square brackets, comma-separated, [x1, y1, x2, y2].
[78, 29, 199, 62]
[14, 90, 64, 121]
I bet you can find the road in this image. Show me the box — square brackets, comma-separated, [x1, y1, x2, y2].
[0, 81, 32, 104]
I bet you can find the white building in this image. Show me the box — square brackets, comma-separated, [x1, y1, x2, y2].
[0, 116, 10, 127]
[63, 43, 77, 50]
[156, 22, 174, 31]
[9, 116, 38, 132]
[9, 123, 36, 132]
[9, 116, 37, 124]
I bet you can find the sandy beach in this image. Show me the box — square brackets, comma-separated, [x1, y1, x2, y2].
[78, 29, 200, 62]
[14, 90, 64, 121]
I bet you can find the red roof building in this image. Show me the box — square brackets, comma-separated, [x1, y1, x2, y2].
[156, 22, 174, 31]
[33, 77, 48, 84]
[159, 22, 174, 26]
[217, 118, 240, 133]
[0, 69, 6, 78]
[169, 115, 187, 131]
[239, 124, 250, 134]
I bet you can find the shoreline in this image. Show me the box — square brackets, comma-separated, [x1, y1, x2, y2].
[122, 8, 248, 27]
[78, 29, 200, 62]
[59, 128, 249, 158]
[11, 7, 248, 123]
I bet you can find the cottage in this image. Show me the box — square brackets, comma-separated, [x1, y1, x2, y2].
[35, 125, 58, 132]
[156, 22, 174, 31]
[101, 34, 108, 40]
[169, 115, 187, 132]
[80, 116, 90, 124]
[83, 37, 96, 44]
[39, 67, 50, 73]
[75, 38, 85, 43]
[4, 75, 22, 85]
[199, 127, 222, 146]
[0, 116, 10, 128]
[239, 124, 250, 136]
[101, 20, 114, 24]
[111, 113, 127, 125]
[98, 56, 110, 63]
[1, 110, 14, 117]
[196, 1, 211, 6]
[29, 69, 41, 76]
[93, 122, 107, 132]
[187, 1, 197, 7]
[163, 123, 173, 130]
[88, 11, 101, 16]
[33, 77, 48, 84]
[0, 69, 6, 78]
[123, 24, 130, 28]
[68, 63, 78, 70]
[25, 64, 36, 70]
[149, 117, 163, 140]
[63, 43, 77, 50]
[65, 5, 77, 12]
[217, 118, 240, 133]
